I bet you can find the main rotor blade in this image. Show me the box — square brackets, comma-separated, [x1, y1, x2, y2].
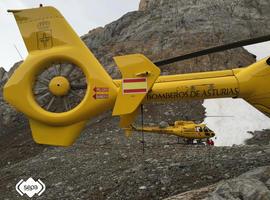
[206, 115, 234, 118]
[154, 34, 270, 66]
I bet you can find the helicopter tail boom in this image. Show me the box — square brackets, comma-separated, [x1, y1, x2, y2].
[145, 57, 270, 117]
[146, 69, 240, 102]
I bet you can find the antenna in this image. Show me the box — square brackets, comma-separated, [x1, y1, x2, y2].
[13, 44, 23, 60]
[206, 115, 234, 118]
[140, 104, 145, 153]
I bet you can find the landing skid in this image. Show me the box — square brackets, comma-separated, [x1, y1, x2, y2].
[183, 139, 206, 145]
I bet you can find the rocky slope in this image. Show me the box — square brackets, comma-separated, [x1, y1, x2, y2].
[1, 0, 270, 199]
[1, 116, 270, 200]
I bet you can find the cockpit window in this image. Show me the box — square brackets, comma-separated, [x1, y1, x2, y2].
[204, 127, 213, 132]
[195, 127, 204, 132]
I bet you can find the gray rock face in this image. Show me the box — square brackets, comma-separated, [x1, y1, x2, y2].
[245, 129, 270, 146]
[83, 0, 269, 72]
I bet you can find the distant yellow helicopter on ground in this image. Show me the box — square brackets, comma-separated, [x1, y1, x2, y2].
[3, 6, 270, 146]
[126, 120, 215, 144]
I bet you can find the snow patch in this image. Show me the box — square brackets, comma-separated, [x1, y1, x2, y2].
[203, 98, 270, 146]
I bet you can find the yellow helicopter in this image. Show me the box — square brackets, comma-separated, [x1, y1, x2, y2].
[125, 120, 215, 145]
[3, 6, 270, 146]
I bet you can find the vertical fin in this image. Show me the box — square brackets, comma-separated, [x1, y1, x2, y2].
[113, 54, 160, 116]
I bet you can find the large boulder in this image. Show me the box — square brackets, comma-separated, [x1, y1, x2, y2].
[206, 166, 270, 200]
[165, 166, 270, 200]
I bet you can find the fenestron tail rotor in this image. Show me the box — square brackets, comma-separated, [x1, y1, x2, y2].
[33, 62, 87, 113]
